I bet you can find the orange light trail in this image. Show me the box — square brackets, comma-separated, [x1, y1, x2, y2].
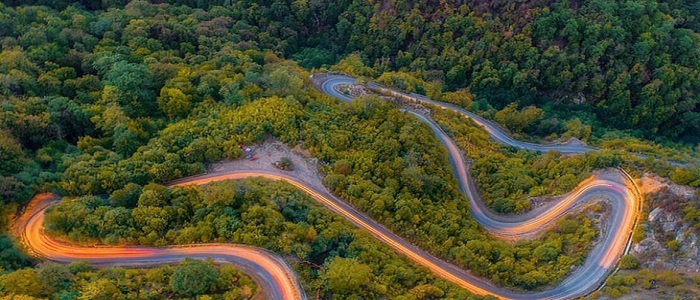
[11, 74, 645, 300]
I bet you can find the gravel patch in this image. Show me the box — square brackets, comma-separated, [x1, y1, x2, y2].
[209, 138, 326, 191]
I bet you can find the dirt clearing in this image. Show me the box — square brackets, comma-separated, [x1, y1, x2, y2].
[209, 139, 326, 191]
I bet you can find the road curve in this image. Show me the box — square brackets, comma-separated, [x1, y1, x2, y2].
[316, 74, 597, 154]
[314, 73, 642, 299]
[14, 194, 305, 300]
[15, 166, 638, 300]
[11, 73, 642, 300]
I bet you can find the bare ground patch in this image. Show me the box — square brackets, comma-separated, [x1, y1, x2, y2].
[209, 138, 326, 191]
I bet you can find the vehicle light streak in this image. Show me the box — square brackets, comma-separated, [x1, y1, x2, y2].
[11, 74, 645, 300]
[315, 73, 643, 299]
[15, 193, 305, 300]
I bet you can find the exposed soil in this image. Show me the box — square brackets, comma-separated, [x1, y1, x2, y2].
[336, 83, 371, 98]
[601, 173, 700, 299]
[640, 173, 696, 197]
[632, 174, 699, 272]
[209, 138, 326, 192]
[208, 137, 700, 299]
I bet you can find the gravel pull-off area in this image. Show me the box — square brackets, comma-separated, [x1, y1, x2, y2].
[209, 139, 326, 191]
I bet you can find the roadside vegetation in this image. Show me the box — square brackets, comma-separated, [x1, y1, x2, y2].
[0, 259, 258, 299]
[373, 70, 700, 164]
[431, 106, 700, 213]
[44, 86, 601, 292]
[0, 1, 697, 299]
[0, 1, 599, 292]
[596, 268, 700, 299]
[45, 178, 488, 299]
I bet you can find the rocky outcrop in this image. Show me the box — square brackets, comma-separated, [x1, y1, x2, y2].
[632, 174, 699, 272]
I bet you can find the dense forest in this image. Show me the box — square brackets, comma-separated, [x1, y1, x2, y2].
[0, 1, 598, 296]
[1, 258, 259, 299]
[0, 0, 698, 299]
[4, 0, 698, 141]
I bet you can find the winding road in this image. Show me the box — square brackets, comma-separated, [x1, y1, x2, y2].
[12, 73, 644, 300]
[14, 193, 305, 300]
[321, 74, 598, 154]
[314, 73, 641, 298]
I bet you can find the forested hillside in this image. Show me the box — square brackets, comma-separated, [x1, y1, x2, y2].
[0, 1, 606, 296]
[0, 259, 259, 299]
[0, 0, 698, 299]
[4, 0, 699, 141]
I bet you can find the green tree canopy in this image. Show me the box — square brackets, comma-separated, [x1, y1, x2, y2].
[170, 258, 219, 297]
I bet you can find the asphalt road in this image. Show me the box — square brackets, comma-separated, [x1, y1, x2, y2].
[11, 73, 643, 300]
[315, 73, 642, 299]
[398, 91, 599, 154]
[16, 166, 638, 300]
[15, 194, 305, 300]
[316, 73, 597, 154]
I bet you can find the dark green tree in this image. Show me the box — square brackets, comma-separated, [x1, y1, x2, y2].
[170, 258, 219, 297]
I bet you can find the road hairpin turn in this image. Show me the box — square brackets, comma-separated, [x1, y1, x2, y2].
[13, 73, 644, 300]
